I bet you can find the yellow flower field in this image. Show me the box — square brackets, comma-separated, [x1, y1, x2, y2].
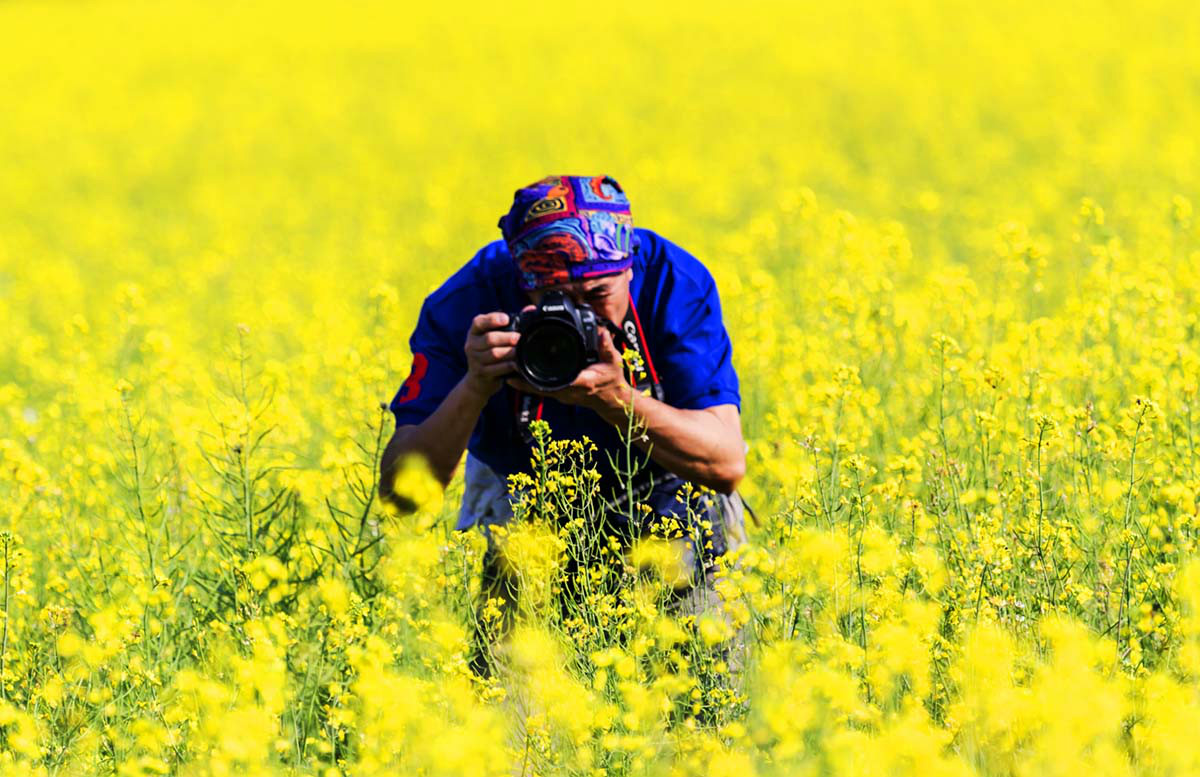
[2, 0, 1200, 774]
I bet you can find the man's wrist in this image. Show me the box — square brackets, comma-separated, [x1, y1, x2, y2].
[459, 374, 500, 406]
[597, 385, 646, 434]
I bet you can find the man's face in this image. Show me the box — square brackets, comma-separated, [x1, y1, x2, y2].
[526, 268, 633, 325]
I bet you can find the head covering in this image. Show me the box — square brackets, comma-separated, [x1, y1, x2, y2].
[498, 175, 639, 291]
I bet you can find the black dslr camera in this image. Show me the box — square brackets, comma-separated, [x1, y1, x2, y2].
[507, 291, 601, 391]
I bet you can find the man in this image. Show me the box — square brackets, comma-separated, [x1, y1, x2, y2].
[379, 175, 747, 675]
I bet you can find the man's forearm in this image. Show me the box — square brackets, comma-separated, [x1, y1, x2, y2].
[595, 393, 745, 494]
[380, 377, 491, 495]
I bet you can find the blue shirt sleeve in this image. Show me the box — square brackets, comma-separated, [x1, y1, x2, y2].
[651, 247, 741, 411]
[389, 294, 468, 428]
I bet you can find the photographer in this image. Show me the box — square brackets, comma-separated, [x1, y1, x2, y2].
[379, 175, 747, 675]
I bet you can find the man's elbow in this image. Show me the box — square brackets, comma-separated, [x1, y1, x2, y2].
[710, 452, 746, 495]
[698, 405, 745, 494]
[378, 426, 414, 498]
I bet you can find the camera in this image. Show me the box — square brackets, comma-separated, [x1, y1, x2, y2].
[507, 290, 601, 391]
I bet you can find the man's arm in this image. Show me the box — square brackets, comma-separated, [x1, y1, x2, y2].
[380, 312, 518, 506]
[380, 377, 493, 495]
[508, 327, 746, 494]
[596, 396, 744, 495]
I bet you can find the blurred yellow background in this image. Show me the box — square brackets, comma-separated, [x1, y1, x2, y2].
[3, 1, 1200, 774]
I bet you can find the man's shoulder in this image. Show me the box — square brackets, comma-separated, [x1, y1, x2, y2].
[635, 228, 718, 297]
[423, 240, 516, 309]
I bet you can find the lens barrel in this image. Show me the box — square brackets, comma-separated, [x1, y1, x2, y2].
[512, 292, 601, 391]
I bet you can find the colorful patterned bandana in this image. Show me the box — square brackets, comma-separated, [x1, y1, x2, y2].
[498, 175, 639, 291]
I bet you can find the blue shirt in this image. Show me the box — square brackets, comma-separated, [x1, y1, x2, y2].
[389, 228, 740, 529]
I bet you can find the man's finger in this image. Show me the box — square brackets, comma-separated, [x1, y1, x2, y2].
[597, 327, 622, 364]
[480, 360, 517, 377]
[479, 330, 520, 347]
[569, 371, 596, 390]
[476, 346, 516, 364]
[470, 312, 511, 335]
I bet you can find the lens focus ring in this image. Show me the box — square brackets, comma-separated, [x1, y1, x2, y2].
[516, 319, 586, 390]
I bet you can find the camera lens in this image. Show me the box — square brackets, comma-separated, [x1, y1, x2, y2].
[520, 320, 584, 389]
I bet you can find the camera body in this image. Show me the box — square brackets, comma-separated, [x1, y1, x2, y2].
[507, 290, 601, 392]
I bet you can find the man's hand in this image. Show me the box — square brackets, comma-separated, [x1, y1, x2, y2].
[506, 327, 633, 413]
[464, 312, 520, 398]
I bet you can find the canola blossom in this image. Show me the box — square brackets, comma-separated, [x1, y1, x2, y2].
[2, 0, 1200, 774]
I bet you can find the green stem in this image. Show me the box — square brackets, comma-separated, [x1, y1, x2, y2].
[1, 535, 10, 699]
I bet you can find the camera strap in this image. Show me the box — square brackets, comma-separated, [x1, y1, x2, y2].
[514, 295, 663, 446]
